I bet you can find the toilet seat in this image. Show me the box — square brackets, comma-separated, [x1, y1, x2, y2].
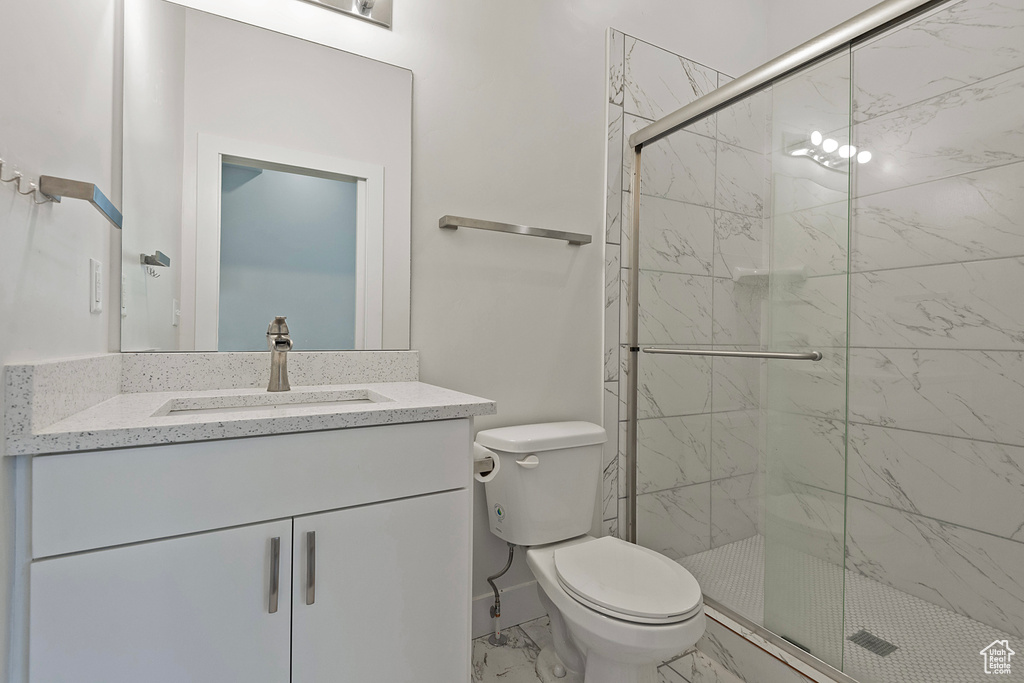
[553, 537, 703, 625]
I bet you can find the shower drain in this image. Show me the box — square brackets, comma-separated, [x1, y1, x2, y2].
[848, 629, 899, 657]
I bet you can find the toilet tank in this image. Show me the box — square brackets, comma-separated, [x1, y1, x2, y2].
[477, 421, 606, 546]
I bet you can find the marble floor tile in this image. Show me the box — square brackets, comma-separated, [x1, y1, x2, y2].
[668, 649, 744, 683]
[660, 662, 693, 682]
[472, 616, 702, 683]
[471, 626, 541, 683]
[518, 616, 553, 653]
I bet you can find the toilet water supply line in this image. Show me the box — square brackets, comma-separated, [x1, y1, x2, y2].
[487, 542, 516, 646]
[473, 443, 513, 646]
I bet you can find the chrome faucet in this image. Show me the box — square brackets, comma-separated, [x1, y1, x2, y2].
[267, 316, 293, 392]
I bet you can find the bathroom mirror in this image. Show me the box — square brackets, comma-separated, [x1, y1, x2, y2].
[121, 0, 412, 351]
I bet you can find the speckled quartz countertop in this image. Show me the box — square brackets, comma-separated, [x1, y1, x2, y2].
[3, 352, 496, 456]
[8, 382, 494, 456]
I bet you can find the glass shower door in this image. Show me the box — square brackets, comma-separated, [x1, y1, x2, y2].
[762, 50, 852, 670]
[632, 47, 852, 672]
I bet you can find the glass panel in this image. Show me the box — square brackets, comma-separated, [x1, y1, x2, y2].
[843, 0, 1024, 680]
[763, 49, 851, 670]
[634, 116, 716, 566]
[632, 1, 1024, 680]
[632, 48, 853, 672]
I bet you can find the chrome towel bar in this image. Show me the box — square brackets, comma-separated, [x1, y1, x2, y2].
[642, 347, 823, 361]
[39, 175, 123, 229]
[140, 251, 171, 267]
[439, 215, 591, 246]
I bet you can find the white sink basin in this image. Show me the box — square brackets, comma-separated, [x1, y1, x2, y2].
[152, 388, 391, 417]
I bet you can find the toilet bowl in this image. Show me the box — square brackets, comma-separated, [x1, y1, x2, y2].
[476, 422, 706, 683]
[527, 535, 705, 683]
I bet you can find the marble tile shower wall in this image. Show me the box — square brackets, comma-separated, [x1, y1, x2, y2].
[605, 0, 1024, 643]
[845, 0, 1024, 638]
[603, 31, 766, 557]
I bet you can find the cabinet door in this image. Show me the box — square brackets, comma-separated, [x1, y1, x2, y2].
[29, 520, 292, 683]
[292, 490, 471, 683]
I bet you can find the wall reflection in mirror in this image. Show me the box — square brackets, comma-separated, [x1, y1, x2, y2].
[121, 0, 411, 351]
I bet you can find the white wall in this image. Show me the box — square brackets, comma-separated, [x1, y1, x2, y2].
[122, 0, 185, 352]
[0, 0, 121, 677]
[0, 0, 948, 667]
[763, 0, 881, 61]
[167, 0, 772, 627]
[1, 0, 781, 668]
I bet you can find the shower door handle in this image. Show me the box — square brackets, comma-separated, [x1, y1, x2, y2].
[642, 347, 822, 361]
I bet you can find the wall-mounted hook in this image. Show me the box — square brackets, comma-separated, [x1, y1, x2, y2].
[1, 158, 59, 205]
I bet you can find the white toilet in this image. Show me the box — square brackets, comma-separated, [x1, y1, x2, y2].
[477, 421, 706, 683]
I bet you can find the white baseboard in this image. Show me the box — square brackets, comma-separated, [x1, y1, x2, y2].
[472, 579, 546, 639]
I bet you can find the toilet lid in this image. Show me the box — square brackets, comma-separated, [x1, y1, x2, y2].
[554, 537, 702, 624]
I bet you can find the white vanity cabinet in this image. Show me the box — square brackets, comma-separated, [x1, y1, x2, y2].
[24, 419, 473, 683]
[30, 520, 294, 683]
[292, 491, 469, 682]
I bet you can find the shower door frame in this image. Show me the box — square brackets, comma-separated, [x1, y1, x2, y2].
[623, 0, 955, 679]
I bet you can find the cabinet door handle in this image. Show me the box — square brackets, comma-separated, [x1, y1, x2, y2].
[269, 536, 281, 614]
[306, 531, 316, 605]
